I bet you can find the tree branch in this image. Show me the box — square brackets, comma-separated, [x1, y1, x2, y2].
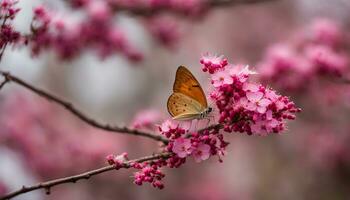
[0, 71, 169, 143]
[0, 152, 172, 200]
[0, 76, 9, 90]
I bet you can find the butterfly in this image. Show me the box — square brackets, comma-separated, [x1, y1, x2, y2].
[167, 66, 212, 121]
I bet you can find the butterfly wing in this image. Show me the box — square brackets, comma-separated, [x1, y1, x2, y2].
[167, 92, 205, 120]
[173, 66, 208, 108]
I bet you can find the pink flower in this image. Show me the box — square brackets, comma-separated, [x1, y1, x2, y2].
[211, 70, 233, 88]
[242, 83, 259, 92]
[192, 143, 211, 163]
[159, 119, 178, 132]
[229, 64, 256, 82]
[172, 138, 192, 158]
[200, 53, 227, 73]
[244, 91, 271, 114]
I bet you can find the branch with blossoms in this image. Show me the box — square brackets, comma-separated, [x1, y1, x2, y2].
[0, 71, 169, 143]
[1, 0, 280, 63]
[1, 54, 300, 199]
[0, 152, 172, 200]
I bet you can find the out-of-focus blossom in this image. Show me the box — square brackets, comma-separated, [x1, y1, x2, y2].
[0, 93, 126, 178]
[309, 18, 342, 47]
[147, 16, 180, 48]
[0, 181, 7, 196]
[258, 19, 350, 92]
[305, 45, 347, 76]
[131, 109, 162, 129]
[29, 5, 143, 61]
[75, 0, 206, 16]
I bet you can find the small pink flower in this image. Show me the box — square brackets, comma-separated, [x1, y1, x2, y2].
[200, 53, 225, 67]
[172, 138, 192, 158]
[192, 143, 211, 163]
[245, 91, 271, 114]
[159, 119, 178, 132]
[242, 83, 259, 92]
[211, 70, 233, 88]
[229, 65, 256, 82]
[200, 53, 227, 73]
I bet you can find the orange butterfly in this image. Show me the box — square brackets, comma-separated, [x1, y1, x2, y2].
[167, 66, 212, 121]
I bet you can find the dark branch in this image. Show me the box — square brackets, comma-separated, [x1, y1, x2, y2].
[0, 71, 169, 143]
[0, 76, 9, 90]
[0, 153, 172, 200]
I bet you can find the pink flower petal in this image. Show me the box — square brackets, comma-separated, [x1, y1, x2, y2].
[258, 98, 271, 107]
[246, 91, 263, 102]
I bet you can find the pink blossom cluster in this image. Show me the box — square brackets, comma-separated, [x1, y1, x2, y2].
[0, 0, 21, 57]
[107, 152, 166, 189]
[132, 161, 165, 189]
[146, 16, 180, 48]
[200, 53, 228, 74]
[29, 5, 142, 61]
[205, 54, 301, 135]
[258, 19, 349, 91]
[159, 120, 227, 162]
[67, 0, 206, 16]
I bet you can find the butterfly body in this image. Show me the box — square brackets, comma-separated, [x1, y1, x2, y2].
[167, 66, 212, 121]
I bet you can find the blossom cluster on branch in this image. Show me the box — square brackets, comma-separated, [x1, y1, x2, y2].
[107, 54, 300, 189]
[0, 0, 21, 59]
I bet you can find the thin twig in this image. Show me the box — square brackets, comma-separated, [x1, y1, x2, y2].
[0, 71, 169, 143]
[0, 76, 9, 90]
[0, 152, 172, 200]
